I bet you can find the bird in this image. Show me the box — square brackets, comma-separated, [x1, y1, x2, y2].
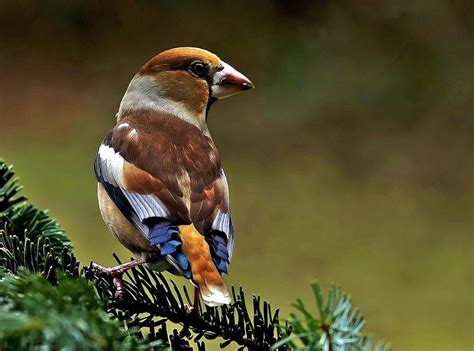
[92, 47, 254, 311]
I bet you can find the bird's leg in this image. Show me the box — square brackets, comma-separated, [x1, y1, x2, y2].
[193, 286, 201, 315]
[91, 258, 145, 275]
[90, 258, 145, 299]
[184, 286, 201, 316]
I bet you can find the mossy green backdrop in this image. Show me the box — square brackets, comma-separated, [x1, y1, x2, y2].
[0, 1, 472, 350]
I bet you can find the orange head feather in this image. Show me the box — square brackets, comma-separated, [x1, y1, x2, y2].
[118, 47, 254, 133]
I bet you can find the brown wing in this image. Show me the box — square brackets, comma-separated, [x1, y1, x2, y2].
[190, 172, 230, 235]
[100, 109, 225, 225]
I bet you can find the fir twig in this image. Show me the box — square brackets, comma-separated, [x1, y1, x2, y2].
[1, 204, 73, 255]
[0, 161, 26, 213]
[0, 228, 79, 283]
[84, 255, 290, 351]
[0, 271, 158, 351]
[0, 160, 72, 255]
[0, 161, 77, 282]
[273, 282, 390, 351]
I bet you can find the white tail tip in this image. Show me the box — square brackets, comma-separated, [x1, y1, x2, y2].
[201, 283, 231, 307]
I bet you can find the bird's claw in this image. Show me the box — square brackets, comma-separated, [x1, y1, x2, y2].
[90, 261, 126, 300]
[90, 261, 112, 274]
[183, 303, 201, 317]
[183, 304, 195, 315]
[113, 276, 125, 300]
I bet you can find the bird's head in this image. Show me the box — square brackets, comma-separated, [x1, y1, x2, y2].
[118, 47, 254, 133]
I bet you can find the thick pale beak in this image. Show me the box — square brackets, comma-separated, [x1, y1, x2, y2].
[211, 61, 254, 99]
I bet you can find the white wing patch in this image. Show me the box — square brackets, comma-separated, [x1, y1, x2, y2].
[122, 191, 169, 220]
[212, 209, 231, 235]
[97, 143, 169, 221]
[98, 144, 125, 187]
[211, 171, 234, 260]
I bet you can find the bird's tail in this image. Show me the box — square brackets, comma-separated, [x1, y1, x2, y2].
[179, 224, 231, 307]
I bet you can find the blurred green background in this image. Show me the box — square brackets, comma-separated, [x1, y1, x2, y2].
[0, 1, 472, 350]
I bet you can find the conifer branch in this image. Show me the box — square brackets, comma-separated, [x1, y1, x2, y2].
[0, 159, 72, 256]
[0, 159, 389, 350]
[273, 282, 390, 351]
[0, 162, 26, 213]
[84, 254, 290, 351]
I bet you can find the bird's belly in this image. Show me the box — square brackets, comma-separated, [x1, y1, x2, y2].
[97, 183, 162, 262]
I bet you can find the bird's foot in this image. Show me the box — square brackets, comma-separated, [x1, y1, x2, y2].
[183, 304, 195, 315]
[183, 287, 201, 316]
[90, 262, 126, 299]
[183, 303, 202, 317]
[90, 259, 145, 300]
[112, 275, 125, 300]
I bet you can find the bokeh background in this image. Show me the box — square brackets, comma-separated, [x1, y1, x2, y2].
[0, 1, 472, 350]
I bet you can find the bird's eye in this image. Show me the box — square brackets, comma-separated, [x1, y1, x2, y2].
[189, 61, 209, 78]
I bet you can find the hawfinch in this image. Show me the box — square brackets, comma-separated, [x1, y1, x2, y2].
[92, 47, 253, 309]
